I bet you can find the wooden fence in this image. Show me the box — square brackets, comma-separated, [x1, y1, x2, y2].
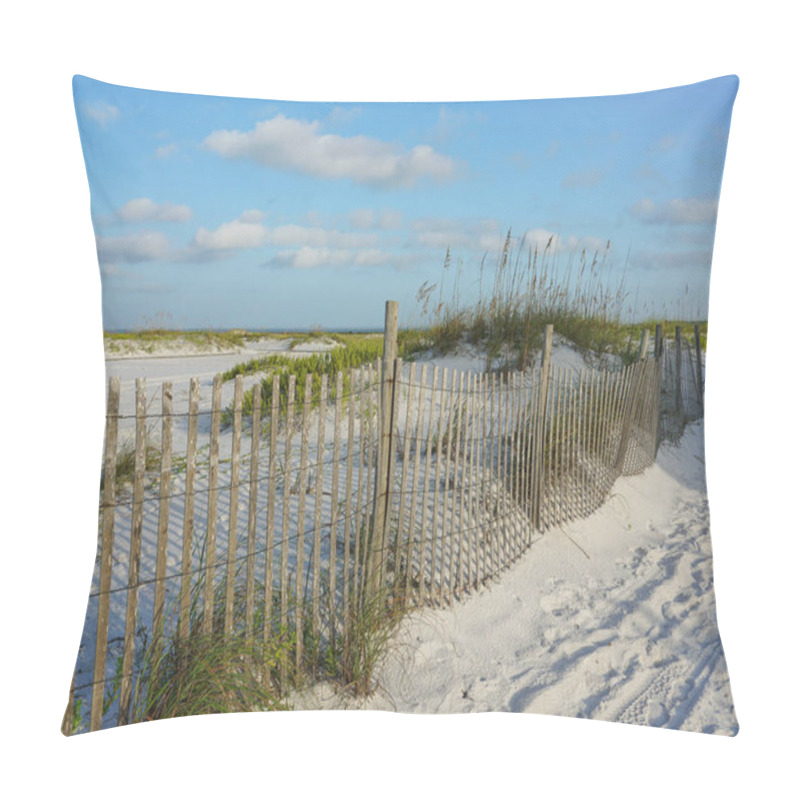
[62, 309, 704, 734]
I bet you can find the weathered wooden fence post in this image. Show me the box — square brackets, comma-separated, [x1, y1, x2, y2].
[532, 324, 553, 530]
[694, 323, 704, 412]
[654, 324, 663, 360]
[369, 300, 399, 597]
[638, 328, 650, 361]
[89, 376, 120, 732]
[613, 329, 650, 475]
[675, 325, 683, 419]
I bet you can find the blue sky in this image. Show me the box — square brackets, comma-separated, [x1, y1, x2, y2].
[73, 75, 737, 331]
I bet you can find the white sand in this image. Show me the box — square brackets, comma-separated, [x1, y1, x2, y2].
[357, 419, 737, 733]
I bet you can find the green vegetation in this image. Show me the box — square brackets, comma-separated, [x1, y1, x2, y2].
[105, 328, 253, 354]
[100, 437, 162, 494]
[220, 331, 430, 425]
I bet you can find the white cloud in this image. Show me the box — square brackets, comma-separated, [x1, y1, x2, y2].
[116, 197, 192, 223]
[155, 143, 178, 159]
[522, 228, 557, 249]
[204, 114, 456, 187]
[632, 197, 718, 225]
[82, 102, 120, 126]
[191, 216, 379, 253]
[96, 231, 172, 264]
[193, 220, 267, 251]
[271, 247, 391, 270]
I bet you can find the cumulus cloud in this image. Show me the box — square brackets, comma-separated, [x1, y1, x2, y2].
[521, 228, 558, 250]
[520, 229, 608, 254]
[203, 114, 456, 187]
[191, 215, 380, 253]
[96, 231, 172, 264]
[270, 247, 391, 270]
[116, 197, 192, 223]
[82, 102, 120, 126]
[632, 197, 718, 225]
[193, 220, 267, 251]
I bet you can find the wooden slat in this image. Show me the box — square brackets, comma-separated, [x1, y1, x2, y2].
[488, 372, 497, 575]
[457, 372, 471, 595]
[360, 362, 377, 606]
[420, 365, 437, 602]
[280, 375, 296, 682]
[295, 372, 312, 672]
[675, 325, 683, 419]
[499, 371, 510, 566]
[446, 371, 463, 601]
[693, 323, 704, 412]
[431, 367, 447, 603]
[382, 357, 402, 592]
[225, 374, 244, 635]
[479, 373, 489, 584]
[343, 369, 356, 620]
[329, 371, 343, 644]
[396, 363, 415, 602]
[153, 382, 172, 641]
[179, 378, 199, 639]
[353, 368, 366, 612]
[577, 369, 586, 519]
[311, 374, 327, 645]
[202, 375, 222, 636]
[406, 364, 426, 603]
[472, 373, 483, 581]
[264, 376, 279, 647]
[371, 302, 398, 596]
[90, 376, 120, 732]
[245, 385, 261, 639]
[118, 378, 146, 725]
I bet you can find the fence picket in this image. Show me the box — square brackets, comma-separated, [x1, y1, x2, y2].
[202, 375, 222, 637]
[225, 375, 243, 635]
[422, 365, 438, 602]
[295, 373, 312, 672]
[312, 374, 327, 647]
[118, 378, 146, 725]
[396, 363, 415, 602]
[280, 374, 296, 683]
[179, 378, 199, 640]
[153, 382, 172, 641]
[264, 375, 279, 648]
[432, 367, 448, 602]
[245, 386, 261, 639]
[90, 376, 120, 732]
[329, 371, 343, 644]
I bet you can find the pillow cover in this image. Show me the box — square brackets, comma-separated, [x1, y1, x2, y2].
[64, 74, 738, 735]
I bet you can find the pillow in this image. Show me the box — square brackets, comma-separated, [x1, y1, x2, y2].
[64, 74, 738, 735]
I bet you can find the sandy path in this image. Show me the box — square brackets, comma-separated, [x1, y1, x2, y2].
[304, 421, 737, 734]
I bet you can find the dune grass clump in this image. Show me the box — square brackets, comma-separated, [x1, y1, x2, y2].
[417, 232, 634, 369]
